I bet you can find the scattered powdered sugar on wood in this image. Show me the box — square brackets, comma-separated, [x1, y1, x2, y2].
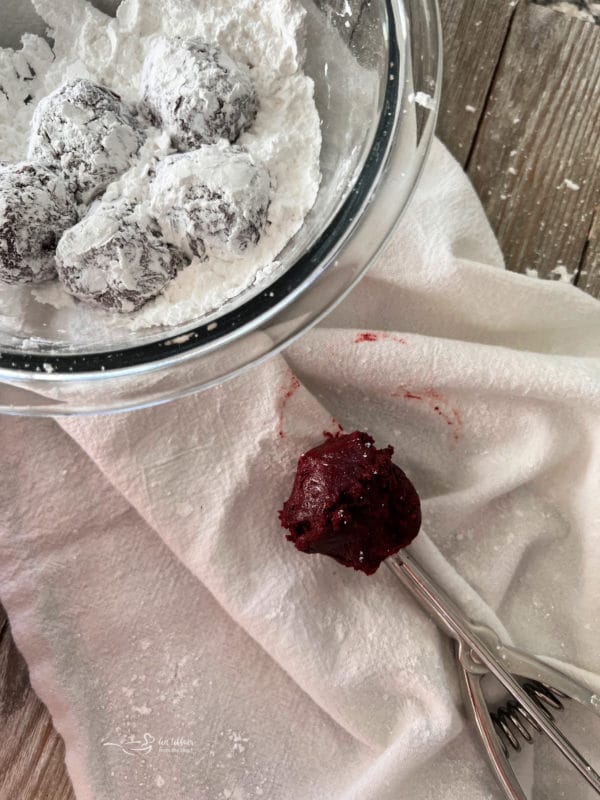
[550, 263, 575, 283]
[408, 91, 436, 110]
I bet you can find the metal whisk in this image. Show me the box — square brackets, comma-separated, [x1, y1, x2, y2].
[492, 681, 567, 756]
[386, 551, 600, 800]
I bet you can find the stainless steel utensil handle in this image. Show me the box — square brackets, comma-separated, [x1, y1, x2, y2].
[387, 551, 600, 795]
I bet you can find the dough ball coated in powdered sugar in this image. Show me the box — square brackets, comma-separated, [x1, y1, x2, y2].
[150, 145, 271, 261]
[28, 79, 146, 204]
[141, 37, 258, 151]
[56, 198, 188, 313]
[0, 162, 78, 285]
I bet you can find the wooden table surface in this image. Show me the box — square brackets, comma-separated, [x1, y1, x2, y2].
[1, 2, 599, 798]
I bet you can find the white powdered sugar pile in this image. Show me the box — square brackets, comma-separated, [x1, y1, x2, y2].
[0, 0, 321, 331]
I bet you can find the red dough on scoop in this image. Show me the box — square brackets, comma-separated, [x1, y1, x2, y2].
[279, 431, 421, 575]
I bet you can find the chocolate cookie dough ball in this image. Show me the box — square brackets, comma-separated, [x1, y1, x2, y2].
[28, 79, 145, 203]
[150, 145, 271, 261]
[56, 198, 187, 313]
[0, 162, 77, 285]
[141, 37, 258, 151]
[280, 432, 422, 575]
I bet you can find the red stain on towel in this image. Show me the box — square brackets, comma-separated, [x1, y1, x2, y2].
[324, 419, 345, 439]
[278, 373, 301, 439]
[354, 332, 407, 345]
[355, 332, 379, 343]
[393, 387, 463, 441]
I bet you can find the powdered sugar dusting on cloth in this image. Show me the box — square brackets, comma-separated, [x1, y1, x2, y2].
[0, 0, 321, 331]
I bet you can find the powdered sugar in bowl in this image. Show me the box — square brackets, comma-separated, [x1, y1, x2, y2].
[0, 0, 440, 415]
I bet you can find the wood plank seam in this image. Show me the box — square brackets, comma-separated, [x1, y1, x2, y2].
[574, 206, 598, 284]
[464, 1, 520, 172]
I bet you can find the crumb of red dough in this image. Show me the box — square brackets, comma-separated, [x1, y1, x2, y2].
[279, 431, 421, 574]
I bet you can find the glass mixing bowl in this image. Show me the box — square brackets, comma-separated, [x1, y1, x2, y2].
[0, 0, 441, 415]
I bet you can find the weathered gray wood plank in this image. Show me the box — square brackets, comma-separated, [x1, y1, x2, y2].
[437, 0, 517, 167]
[0, 605, 75, 800]
[466, 1, 600, 280]
[578, 206, 600, 297]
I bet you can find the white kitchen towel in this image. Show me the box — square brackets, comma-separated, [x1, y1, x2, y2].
[1, 138, 600, 800]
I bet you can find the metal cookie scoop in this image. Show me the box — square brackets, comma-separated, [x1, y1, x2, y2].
[279, 431, 599, 797]
[387, 551, 600, 800]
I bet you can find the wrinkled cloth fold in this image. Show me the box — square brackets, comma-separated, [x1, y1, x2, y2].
[1, 139, 600, 800]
